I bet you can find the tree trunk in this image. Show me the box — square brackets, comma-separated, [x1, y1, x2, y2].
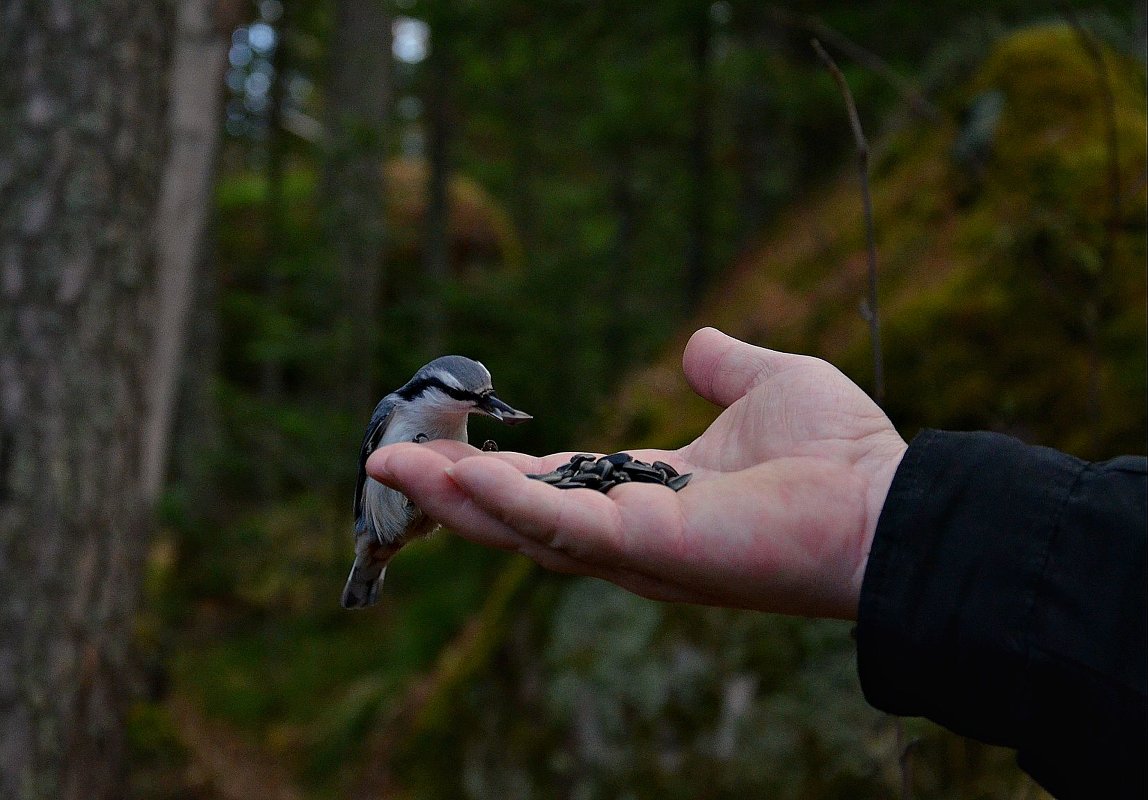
[423, 28, 453, 355]
[0, 3, 172, 799]
[324, 0, 392, 412]
[684, 12, 713, 309]
[606, 155, 637, 375]
[257, 13, 290, 501]
[142, 0, 233, 504]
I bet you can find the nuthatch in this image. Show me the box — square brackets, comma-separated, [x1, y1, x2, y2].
[341, 356, 531, 609]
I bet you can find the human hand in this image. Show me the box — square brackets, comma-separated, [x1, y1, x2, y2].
[367, 327, 907, 620]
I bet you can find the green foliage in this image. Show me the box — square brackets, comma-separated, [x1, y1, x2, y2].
[605, 22, 1147, 462]
[161, 525, 510, 795]
[125, 702, 190, 800]
[147, 5, 1144, 800]
[872, 24, 1148, 457]
[412, 579, 898, 800]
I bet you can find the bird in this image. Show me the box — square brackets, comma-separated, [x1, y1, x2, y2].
[341, 355, 531, 609]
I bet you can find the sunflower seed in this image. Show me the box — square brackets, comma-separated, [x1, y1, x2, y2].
[527, 451, 692, 494]
[622, 462, 664, 482]
[526, 471, 564, 484]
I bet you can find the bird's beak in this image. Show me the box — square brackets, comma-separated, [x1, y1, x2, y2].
[477, 393, 532, 425]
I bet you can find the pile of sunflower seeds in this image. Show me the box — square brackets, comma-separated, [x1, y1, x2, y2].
[526, 452, 692, 494]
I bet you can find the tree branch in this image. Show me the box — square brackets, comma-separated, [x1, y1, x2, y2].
[812, 38, 885, 406]
[770, 6, 938, 120]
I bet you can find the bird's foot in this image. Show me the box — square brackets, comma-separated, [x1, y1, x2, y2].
[481, 439, 499, 452]
[412, 432, 429, 443]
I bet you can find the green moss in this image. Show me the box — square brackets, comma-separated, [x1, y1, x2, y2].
[605, 23, 1147, 460]
[126, 702, 187, 765]
[125, 703, 190, 800]
[151, 21, 1145, 800]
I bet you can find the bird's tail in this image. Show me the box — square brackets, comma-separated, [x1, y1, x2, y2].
[341, 551, 389, 609]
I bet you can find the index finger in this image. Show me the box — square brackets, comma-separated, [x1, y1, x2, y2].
[370, 439, 689, 479]
[368, 443, 629, 566]
[444, 455, 689, 568]
[368, 440, 592, 479]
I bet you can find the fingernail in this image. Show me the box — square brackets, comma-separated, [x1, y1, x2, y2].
[443, 465, 468, 492]
[365, 448, 392, 480]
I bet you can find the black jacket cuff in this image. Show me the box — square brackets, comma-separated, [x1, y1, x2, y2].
[857, 429, 1147, 798]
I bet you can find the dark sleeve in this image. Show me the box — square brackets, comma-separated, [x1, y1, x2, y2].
[857, 429, 1147, 799]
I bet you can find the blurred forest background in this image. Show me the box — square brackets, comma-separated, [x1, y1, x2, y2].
[1, 1, 1145, 799]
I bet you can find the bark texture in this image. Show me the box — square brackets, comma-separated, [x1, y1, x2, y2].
[324, 0, 392, 410]
[423, 37, 451, 354]
[0, 3, 171, 798]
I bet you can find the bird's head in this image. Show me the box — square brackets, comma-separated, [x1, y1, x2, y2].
[397, 355, 532, 425]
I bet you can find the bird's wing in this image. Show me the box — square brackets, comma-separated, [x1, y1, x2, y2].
[354, 394, 398, 531]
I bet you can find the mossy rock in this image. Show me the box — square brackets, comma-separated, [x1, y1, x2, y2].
[602, 23, 1147, 460]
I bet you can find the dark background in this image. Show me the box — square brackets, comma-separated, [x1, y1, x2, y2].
[1, 1, 1144, 798]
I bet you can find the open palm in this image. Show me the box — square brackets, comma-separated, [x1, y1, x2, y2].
[368, 327, 907, 619]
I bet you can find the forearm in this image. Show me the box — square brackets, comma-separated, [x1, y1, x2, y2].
[856, 429, 1147, 798]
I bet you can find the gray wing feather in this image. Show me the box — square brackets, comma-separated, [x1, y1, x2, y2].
[354, 394, 398, 534]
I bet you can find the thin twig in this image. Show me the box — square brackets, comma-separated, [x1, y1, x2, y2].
[770, 6, 939, 120]
[815, 33, 903, 798]
[812, 38, 885, 406]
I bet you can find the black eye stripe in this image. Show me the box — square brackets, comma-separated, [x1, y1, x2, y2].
[398, 376, 482, 403]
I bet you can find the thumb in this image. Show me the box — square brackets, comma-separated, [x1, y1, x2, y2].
[682, 327, 798, 409]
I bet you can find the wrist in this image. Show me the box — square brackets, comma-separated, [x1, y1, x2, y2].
[848, 432, 909, 619]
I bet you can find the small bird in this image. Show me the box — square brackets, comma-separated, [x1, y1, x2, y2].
[342, 356, 531, 609]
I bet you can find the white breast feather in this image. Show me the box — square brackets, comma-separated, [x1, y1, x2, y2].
[363, 396, 470, 544]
